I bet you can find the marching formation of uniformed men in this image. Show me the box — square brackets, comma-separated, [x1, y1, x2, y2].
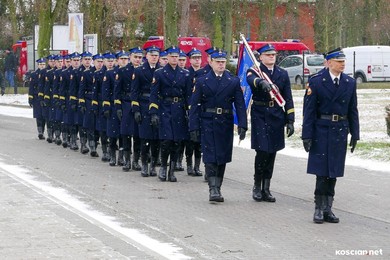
[28, 44, 359, 221]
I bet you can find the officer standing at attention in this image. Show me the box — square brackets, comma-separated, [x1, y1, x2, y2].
[128, 47, 144, 171]
[102, 52, 123, 166]
[246, 44, 295, 203]
[131, 46, 161, 177]
[79, 52, 97, 157]
[52, 55, 65, 146]
[149, 46, 192, 182]
[302, 49, 359, 224]
[114, 50, 135, 171]
[189, 50, 247, 202]
[68, 52, 83, 151]
[28, 58, 47, 140]
[183, 48, 203, 177]
[59, 55, 73, 148]
[91, 53, 110, 161]
[43, 54, 57, 143]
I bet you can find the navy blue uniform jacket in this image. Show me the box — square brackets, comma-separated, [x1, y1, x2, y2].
[246, 63, 294, 153]
[189, 70, 247, 164]
[302, 70, 360, 178]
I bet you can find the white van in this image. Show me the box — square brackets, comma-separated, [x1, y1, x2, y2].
[343, 45, 390, 83]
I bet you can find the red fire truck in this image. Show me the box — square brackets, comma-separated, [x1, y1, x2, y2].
[143, 36, 212, 67]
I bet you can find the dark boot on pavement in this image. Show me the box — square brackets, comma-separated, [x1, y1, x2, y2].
[193, 157, 203, 177]
[208, 176, 223, 202]
[109, 148, 117, 166]
[186, 156, 194, 175]
[122, 151, 131, 172]
[149, 157, 157, 177]
[313, 195, 325, 224]
[168, 161, 177, 182]
[261, 179, 276, 202]
[323, 196, 340, 223]
[101, 144, 110, 162]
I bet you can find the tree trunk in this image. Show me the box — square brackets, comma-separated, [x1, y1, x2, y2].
[164, 0, 178, 47]
[224, 0, 233, 56]
[6, 0, 19, 43]
[179, 0, 190, 37]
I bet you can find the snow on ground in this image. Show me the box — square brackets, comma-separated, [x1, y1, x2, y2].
[1, 91, 389, 173]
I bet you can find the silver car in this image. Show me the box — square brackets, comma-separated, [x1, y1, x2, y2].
[278, 54, 325, 85]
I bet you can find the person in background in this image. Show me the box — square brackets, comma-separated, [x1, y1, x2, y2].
[302, 49, 359, 224]
[159, 51, 168, 67]
[4, 48, 18, 94]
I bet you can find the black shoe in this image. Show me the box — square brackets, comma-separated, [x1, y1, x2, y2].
[38, 134, 45, 140]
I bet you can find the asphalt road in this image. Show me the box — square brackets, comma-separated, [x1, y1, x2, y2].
[1, 111, 389, 259]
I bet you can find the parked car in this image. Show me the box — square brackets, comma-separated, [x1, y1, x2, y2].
[278, 54, 324, 85]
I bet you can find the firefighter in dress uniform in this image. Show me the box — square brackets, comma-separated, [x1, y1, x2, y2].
[149, 46, 192, 182]
[79, 51, 98, 157]
[246, 44, 295, 203]
[183, 48, 203, 177]
[52, 55, 65, 146]
[66, 52, 82, 151]
[114, 50, 135, 171]
[189, 50, 248, 202]
[102, 52, 122, 166]
[91, 54, 109, 161]
[28, 58, 47, 140]
[302, 49, 359, 224]
[131, 46, 161, 177]
[43, 55, 57, 143]
[58, 55, 72, 148]
[128, 47, 144, 171]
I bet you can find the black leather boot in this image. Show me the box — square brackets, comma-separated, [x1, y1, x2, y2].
[193, 157, 203, 176]
[175, 153, 184, 171]
[313, 195, 324, 224]
[109, 148, 116, 166]
[89, 140, 99, 157]
[208, 176, 223, 202]
[186, 156, 194, 175]
[323, 196, 340, 223]
[117, 150, 124, 166]
[141, 161, 149, 177]
[122, 151, 131, 172]
[101, 144, 110, 162]
[149, 157, 157, 176]
[252, 186, 262, 202]
[132, 152, 142, 171]
[46, 127, 53, 143]
[38, 126, 45, 140]
[158, 166, 167, 181]
[168, 161, 177, 182]
[62, 131, 68, 148]
[80, 136, 89, 154]
[70, 133, 79, 151]
[55, 129, 62, 145]
[262, 179, 276, 202]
